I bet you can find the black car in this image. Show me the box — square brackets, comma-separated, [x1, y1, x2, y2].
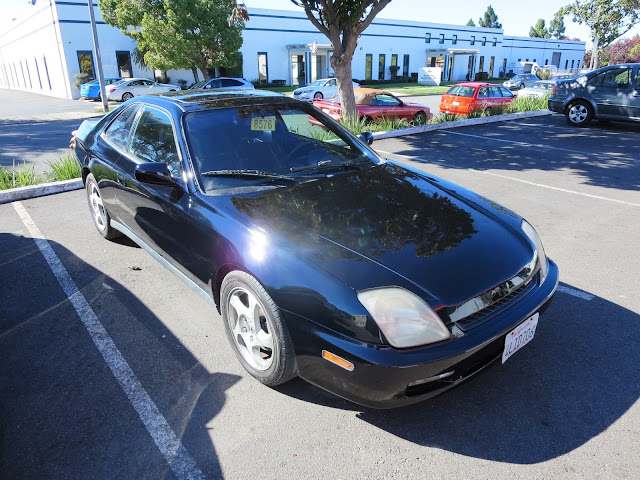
[73, 90, 558, 408]
[548, 63, 640, 126]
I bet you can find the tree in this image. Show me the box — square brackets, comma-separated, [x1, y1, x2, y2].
[556, 0, 640, 68]
[478, 5, 502, 29]
[603, 35, 640, 65]
[549, 14, 566, 39]
[100, 0, 248, 80]
[291, 1, 392, 122]
[529, 19, 551, 38]
[466, 18, 476, 26]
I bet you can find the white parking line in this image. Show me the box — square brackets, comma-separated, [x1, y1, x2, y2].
[557, 285, 595, 301]
[12, 201, 204, 480]
[377, 151, 640, 208]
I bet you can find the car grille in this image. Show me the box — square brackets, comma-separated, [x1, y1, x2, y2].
[437, 256, 538, 331]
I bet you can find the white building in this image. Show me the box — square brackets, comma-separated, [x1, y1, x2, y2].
[0, 3, 586, 99]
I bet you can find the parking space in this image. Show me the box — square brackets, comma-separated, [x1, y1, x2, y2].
[1, 116, 639, 479]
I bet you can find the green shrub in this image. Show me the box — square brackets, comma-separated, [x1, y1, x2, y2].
[73, 73, 92, 90]
[46, 154, 82, 181]
[0, 161, 39, 190]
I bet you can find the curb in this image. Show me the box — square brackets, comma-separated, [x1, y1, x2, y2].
[371, 109, 552, 141]
[0, 178, 83, 204]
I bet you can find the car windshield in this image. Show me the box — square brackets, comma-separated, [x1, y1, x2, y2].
[111, 80, 127, 87]
[529, 82, 551, 90]
[191, 80, 209, 89]
[512, 75, 525, 80]
[446, 86, 475, 97]
[184, 103, 381, 193]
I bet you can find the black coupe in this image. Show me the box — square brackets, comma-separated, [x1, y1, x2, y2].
[73, 90, 558, 408]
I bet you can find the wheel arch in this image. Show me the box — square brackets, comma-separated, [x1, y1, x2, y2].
[564, 96, 598, 117]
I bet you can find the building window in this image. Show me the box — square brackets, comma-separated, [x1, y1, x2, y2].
[452, 35, 457, 45]
[391, 54, 398, 78]
[482, 37, 486, 46]
[565, 60, 569, 69]
[77, 51, 95, 78]
[24, 60, 32, 89]
[425, 33, 431, 43]
[365, 54, 372, 80]
[20, 61, 27, 88]
[501, 58, 507, 76]
[533, 59, 537, 63]
[489, 56, 495, 77]
[576, 60, 580, 71]
[470, 36, 475, 46]
[43, 55, 51, 90]
[378, 54, 385, 80]
[116, 51, 132, 78]
[258, 52, 268, 83]
[34, 57, 42, 89]
[492, 37, 497, 46]
[518, 58, 521, 62]
[571, 60, 575, 69]
[479, 56, 485, 72]
[402, 54, 409, 76]
[439, 34, 444, 44]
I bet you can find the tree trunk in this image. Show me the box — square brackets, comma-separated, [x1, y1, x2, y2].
[200, 67, 211, 80]
[191, 67, 199, 82]
[331, 53, 357, 124]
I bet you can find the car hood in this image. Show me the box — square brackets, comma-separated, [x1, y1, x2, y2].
[225, 163, 533, 307]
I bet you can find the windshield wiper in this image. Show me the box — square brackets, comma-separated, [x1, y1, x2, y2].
[290, 160, 367, 173]
[200, 169, 296, 182]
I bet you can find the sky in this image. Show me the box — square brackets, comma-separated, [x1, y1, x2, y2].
[1, 0, 639, 43]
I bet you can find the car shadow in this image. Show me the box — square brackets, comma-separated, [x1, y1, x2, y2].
[353, 284, 640, 464]
[0, 232, 238, 479]
[378, 115, 640, 192]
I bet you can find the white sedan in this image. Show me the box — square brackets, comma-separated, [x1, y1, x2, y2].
[292, 78, 360, 101]
[190, 77, 254, 90]
[106, 78, 181, 101]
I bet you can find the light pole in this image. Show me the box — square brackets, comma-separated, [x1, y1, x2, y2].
[87, 0, 108, 112]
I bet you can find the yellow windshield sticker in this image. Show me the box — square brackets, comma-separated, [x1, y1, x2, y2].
[251, 117, 276, 131]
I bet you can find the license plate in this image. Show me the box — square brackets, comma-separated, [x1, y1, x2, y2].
[452, 101, 460, 106]
[322, 108, 330, 113]
[502, 312, 539, 364]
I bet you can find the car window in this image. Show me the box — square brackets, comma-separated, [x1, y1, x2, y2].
[328, 79, 336, 87]
[446, 86, 475, 97]
[477, 87, 488, 99]
[371, 94, 401, 106]
[183, 104, 379, 191]
[488, 87, 502, 98]
[499, 87, 513, 97]
[637, 71, 640, 90]
[206, 79, 222, 89]
[588, 68, 632, 89]
[221, 79, 243, 87]
[102, 103, 142, 152]
[143, 80, 154, 86]
[129, 106, 181, 174]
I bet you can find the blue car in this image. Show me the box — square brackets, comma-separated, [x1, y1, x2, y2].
[80, 78, 122, 100]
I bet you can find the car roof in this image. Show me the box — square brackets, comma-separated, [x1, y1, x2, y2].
[450, 82, 504, 88]
[131, 90, 294, 112]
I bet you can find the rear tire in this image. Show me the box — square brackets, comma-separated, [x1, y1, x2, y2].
[361, 115, 372, 126]
[483, 107, 492, 116]
[122, 92, 133, 101]
[413, 111, 427, 124]
[85, 173, 120, 240]
[565, 100, 593, 127]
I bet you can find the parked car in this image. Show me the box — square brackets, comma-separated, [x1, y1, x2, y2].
[504, 73, 539, 90]
[548, 63, 640, 126]
[517, 80, 555, 98]
[189, 77, 254, 90]
[551, 74, 576, 81]
[293, 78, 360, 101]
[312, 88, 431, 124]
[440, 82, 516, 115]
[71, 90, 558, 408]
[80, 77, 122, 100]
[105, 78, 181, 101]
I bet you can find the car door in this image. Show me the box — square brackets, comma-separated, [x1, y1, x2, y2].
[627, 67, 640, 119]
[372, 93, 404, 119]
[112, 104, 195, 275]
[497, 86, 515, 106]
[586, 66, 632, 117]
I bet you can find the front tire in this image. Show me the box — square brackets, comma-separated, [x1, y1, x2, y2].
[565, 100, 593, 127]
[85, 173, 120, 240]
[361, 115, 373, 126]
[221, 271, 297, 386]
[314, 91, 323, 99]
[413, 111, 427, 124]
[122, 92, 134, 101]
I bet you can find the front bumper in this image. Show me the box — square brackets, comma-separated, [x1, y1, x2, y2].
[285, 259, 559, 409]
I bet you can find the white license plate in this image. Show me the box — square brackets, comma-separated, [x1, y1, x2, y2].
[502, 312, 539, 364]
[452, 101, 460, 106]
[322, 108, 330, 113]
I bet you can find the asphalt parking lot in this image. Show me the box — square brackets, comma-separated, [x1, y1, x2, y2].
[1, 114, 639, 479]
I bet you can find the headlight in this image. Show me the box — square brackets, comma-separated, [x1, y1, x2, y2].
[521, 220, 548, 284]
[357, 288, 450, 348]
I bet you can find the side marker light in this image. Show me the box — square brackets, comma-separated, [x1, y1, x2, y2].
[322, 350, 354, 371]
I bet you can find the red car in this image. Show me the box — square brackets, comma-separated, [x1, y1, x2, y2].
[440, 82, 516, 116]
[313, 88, 431, 124]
